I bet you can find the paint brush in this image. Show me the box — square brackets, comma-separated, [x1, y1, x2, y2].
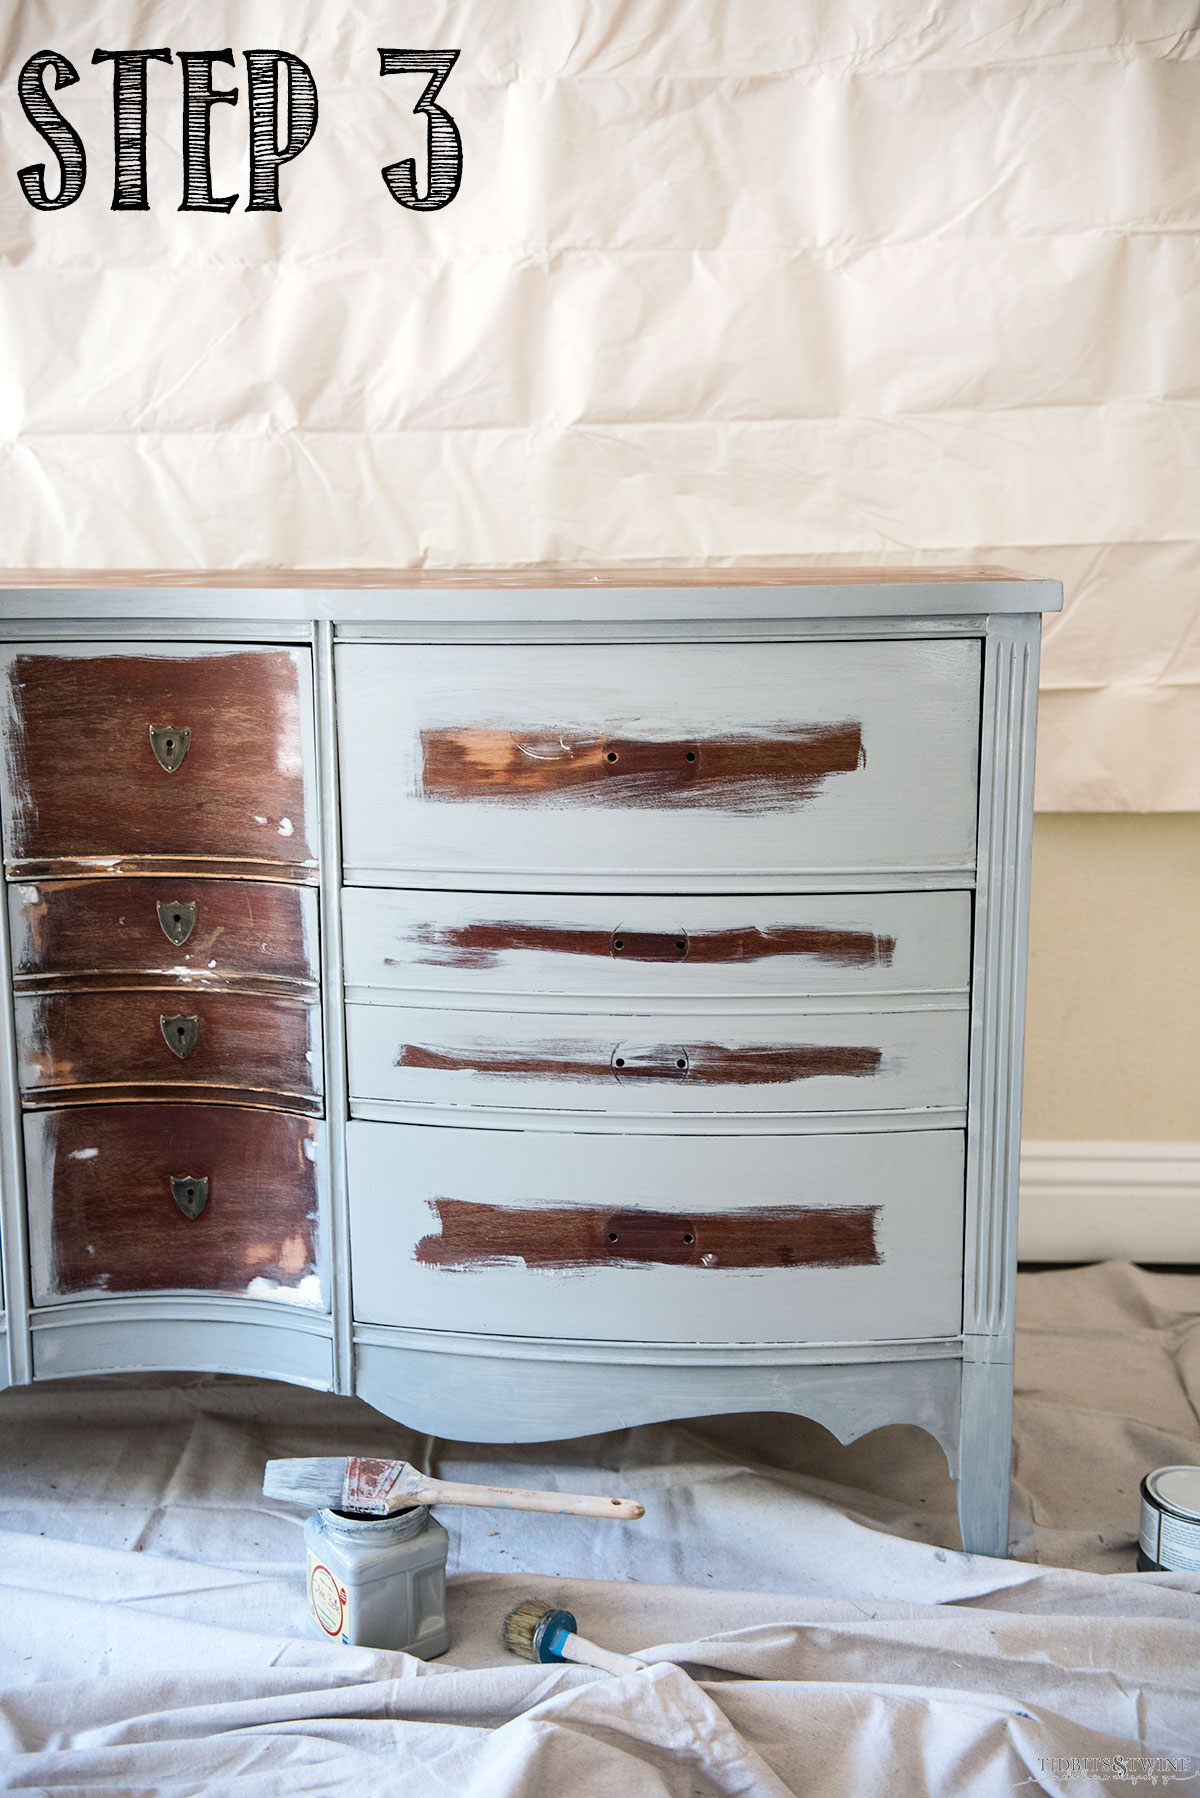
[502, 1597, 647, 1676]
[263, 1455, 645, 1521]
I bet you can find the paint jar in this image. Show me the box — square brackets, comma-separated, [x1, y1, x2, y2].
[1137, 1466, 1200, 1572]
[304, 1504, 450, 1655]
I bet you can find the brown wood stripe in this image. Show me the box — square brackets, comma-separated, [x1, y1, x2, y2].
[418, 726, 863, 809]
[404, 919, 893, 969]
[415, 1199, 880, 1270]
[6, 857, 319, 884]
[0, 566, 1022, 589]
[396, 1041, 882, 1083]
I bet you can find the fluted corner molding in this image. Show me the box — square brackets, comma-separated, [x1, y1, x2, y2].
[963, 616, 1042, 1344]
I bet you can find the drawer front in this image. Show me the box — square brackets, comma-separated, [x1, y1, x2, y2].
[347, 1002, 966, 1119]
[337, 640, 980, 887]
[16, 989, 322, 1111]
[10, 878, 318, 989]
[0, 646, 316, 875]
[343, 889, 970, 1002]
[347, 1122, 963, 1342]
[28, 1104, 322, 1303]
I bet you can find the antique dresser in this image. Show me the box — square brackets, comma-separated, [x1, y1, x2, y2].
[0, 570, 1060, 1556]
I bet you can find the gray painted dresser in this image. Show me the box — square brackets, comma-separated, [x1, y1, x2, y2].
[0, 570, 1061, 1556]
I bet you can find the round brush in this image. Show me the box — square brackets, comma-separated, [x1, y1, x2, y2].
[502, 1597, 646, 1676]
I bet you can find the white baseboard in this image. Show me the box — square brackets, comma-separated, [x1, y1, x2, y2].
[1019, 1141, 1200, 1264]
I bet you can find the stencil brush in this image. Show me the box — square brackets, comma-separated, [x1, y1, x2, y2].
[503, 1597, 647, 1676]
[263, 1455, 645, 1521]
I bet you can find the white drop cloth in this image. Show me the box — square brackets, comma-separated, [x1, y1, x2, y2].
[0, 1262, 1197, 1792]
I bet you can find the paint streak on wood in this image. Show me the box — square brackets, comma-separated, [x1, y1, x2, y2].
[16, 987, 322, 1111]
[414, 1199, 880, 1270]
[12, 877, 316, 986]
[40, 1103, 318, 1297]
[404, 919, 893, 969]
[2, 650, 314, 868]
[418, 724, 864, 809]
[396, 1041, 882, 1084]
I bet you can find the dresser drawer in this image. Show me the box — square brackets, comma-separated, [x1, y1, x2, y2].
[337, 639, 980, 888]
[343, 889, 970, 1002]
[0, 647, 316, 876]
[28, 1105, 322, 1304]
[347, 1002, 966, 1120]
[10, 878, 318, 989]
[16, 988, 322, 1112]
[347, 1122, 963, 1342]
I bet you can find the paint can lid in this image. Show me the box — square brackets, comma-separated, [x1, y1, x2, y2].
[1141, 1466, 1200, 1522]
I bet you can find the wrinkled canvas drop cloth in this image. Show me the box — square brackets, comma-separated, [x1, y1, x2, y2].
[0, 1262, 1197, 1793]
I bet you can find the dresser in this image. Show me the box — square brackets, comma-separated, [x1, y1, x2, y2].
[0, 571, 1060, 1556]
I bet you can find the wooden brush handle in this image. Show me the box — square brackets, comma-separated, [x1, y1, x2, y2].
[561, 1632, 646, 1676]
[413, 1476, 644, 1520]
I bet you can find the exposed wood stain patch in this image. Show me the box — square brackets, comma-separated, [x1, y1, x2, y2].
[396, 1041, 883, 1084]
[415, 1199, 880, 1271]
[403, 919, 893, 969]
[41, 1103, 319, 1297]
[418, 724, 864, 810]
[1, 651, 313, 866]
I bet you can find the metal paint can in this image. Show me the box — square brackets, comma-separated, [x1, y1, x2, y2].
[1137, 1466, 1200, 1572]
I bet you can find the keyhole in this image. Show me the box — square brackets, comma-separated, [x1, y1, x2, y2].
[185, 1186, 195, 1201]
[175, 1026, 186, 1044]
[164, 738, 174, 754]
[172, 913, 182, 928]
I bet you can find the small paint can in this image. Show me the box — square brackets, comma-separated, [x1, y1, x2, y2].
[304, 1504, 450, 1655]
[1137, 1466, 1200, 1572]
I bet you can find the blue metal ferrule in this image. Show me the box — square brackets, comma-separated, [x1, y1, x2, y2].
[532, 1608, 577, 1663]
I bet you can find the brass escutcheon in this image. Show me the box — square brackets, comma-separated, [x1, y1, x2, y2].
[156, 899, 197, 947]
[149, 725, 191, 772]
[160, 1014, 201, 1059]
[170, 1175, 209, 1220]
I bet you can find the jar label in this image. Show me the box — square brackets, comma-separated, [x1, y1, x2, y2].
[308, 1552, 347, 1638]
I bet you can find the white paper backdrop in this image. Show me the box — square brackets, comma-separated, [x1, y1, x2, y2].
[1, 3, 1198, 807]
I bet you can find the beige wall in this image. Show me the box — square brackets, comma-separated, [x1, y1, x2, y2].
[1022, 814, 1200, 1141]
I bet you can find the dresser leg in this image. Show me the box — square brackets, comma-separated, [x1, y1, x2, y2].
[955, 1355, 1014, 1558]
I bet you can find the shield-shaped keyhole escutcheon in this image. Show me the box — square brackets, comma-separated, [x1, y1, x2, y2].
[161, 1014, 200, 1059]
[149, 725, 191, 773]
[170, 1175, 209, 1220]
[156, 899, 197, 947]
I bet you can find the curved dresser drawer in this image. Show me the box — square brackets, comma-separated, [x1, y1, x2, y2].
[28, 1104, 323, 1304]
[346, 1001, 967, 1121]
[343, 888, 970, 1002]
[0, 646, 316, 878]
[346, 1121, 964, 1343]
[10, 877, 318, 990]
[336, 639, 981, 890]
[15, 988, 322, 1112]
